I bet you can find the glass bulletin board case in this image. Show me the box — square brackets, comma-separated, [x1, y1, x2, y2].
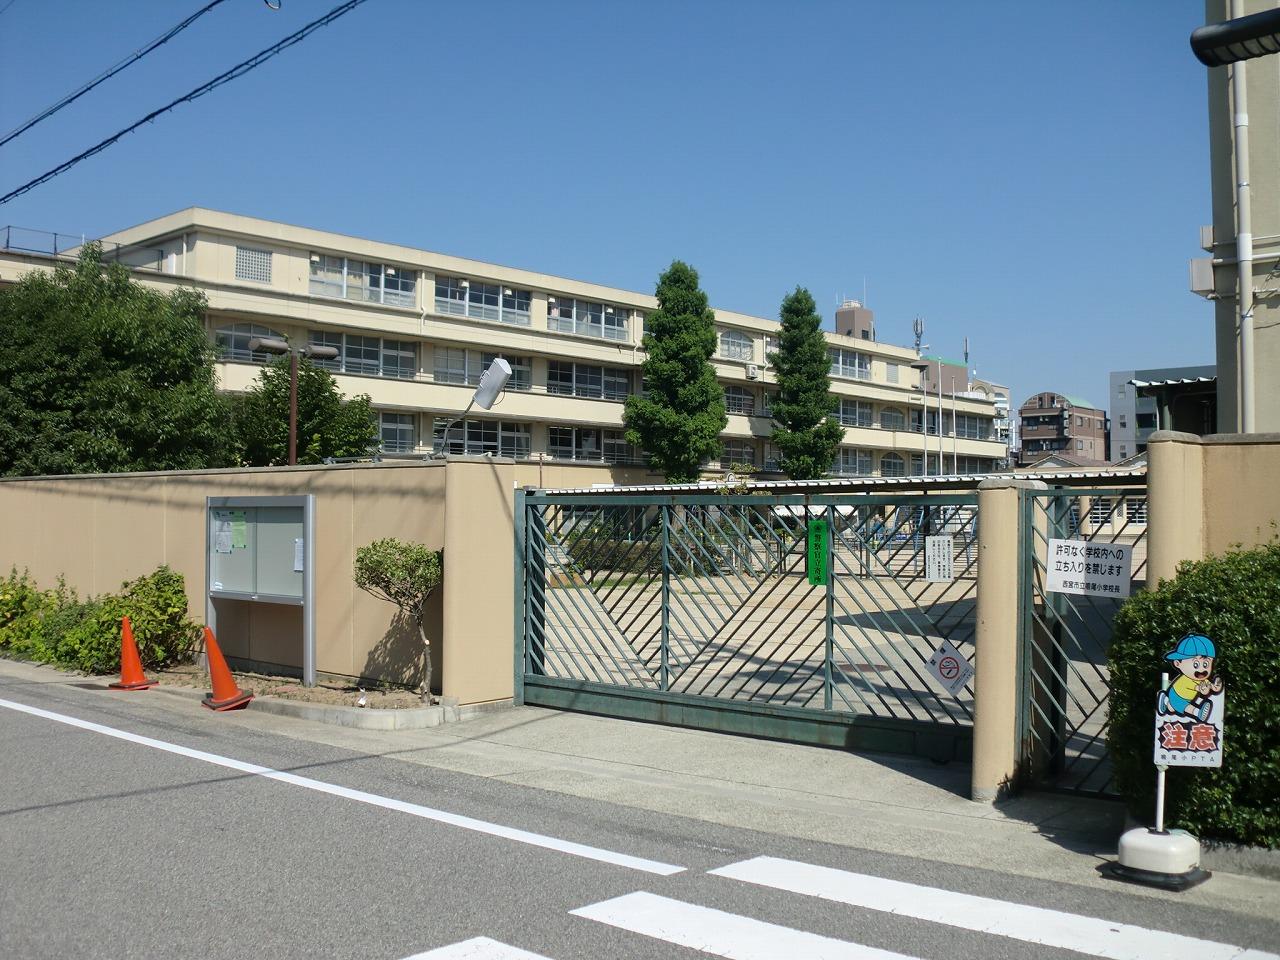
[206, 495, 316, 685]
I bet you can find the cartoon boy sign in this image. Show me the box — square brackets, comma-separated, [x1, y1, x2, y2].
[1154, 633, 1225, 768]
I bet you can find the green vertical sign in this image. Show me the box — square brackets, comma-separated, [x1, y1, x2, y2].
[807, 518, 829, 585]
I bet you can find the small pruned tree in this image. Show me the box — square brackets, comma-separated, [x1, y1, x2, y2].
[354, 539, 443, 703]
[767, 287, 843, 480]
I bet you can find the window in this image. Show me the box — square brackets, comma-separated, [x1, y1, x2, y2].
[761, 392, 776, 416]
[379, 412, 415, 453]
[829, 348, 871, 380]
[880, 406, 907, 431]
[434, 349, 531, 391]
[1126, 499, 1148, 524]
[433, 276, 530, 325]
[955, 456, 988, 473]
[548, 426, 603, 460]
[722, 438, 757, 467]
[953, 414, 989, 439]
[724, 385, 755, 415]
[548, 297, 628, 340]
[1118, 415, 1127, 428]
[1076, 439, 1084, 451]
[215, 323, 287, 362]
[886, 363, 899, 384]
[602, 431, 640, 464]
[1136, 413, 1157, 429]
[838, 399, 873, 427]
[764, 443, 781, 472]
[546, 361, 628, 400]
[1089, 498, 1113, 526]
[309, 254, 416, 307]
[235, 246, 272, 283]
[719, 329, 754, 361]
[880, 452, 906, 477]
[433, 418, 530, 457]
[1076, 415, 1084, 427]
[310, 333, 418, 380]
[834, 448, 872, 476]
[764, 335, 779, 357]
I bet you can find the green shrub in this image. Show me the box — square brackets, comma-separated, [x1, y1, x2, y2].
[1108, 543, 1280, 848]
[0, 566, 199, 674]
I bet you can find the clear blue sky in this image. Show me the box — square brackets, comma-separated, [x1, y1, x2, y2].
[0, 0, 1212, 415]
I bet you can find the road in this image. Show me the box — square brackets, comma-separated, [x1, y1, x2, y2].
[1, 672, 1277, 960]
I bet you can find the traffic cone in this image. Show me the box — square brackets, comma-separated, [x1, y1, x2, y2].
[109, 616, 157, 691]
[201, 626, 253, 712]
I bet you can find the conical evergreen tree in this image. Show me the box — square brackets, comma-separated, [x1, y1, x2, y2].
[623, 261, 726, 482]
[768, 287, 844, 479]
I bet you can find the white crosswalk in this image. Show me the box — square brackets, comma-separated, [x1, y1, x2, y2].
[413, 856, 1280, 960]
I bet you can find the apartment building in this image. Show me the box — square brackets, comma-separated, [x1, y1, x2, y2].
[1109, 364, 1215, 461]
[1017, 392, 1109, 466]
[0, 209, 1006, 483]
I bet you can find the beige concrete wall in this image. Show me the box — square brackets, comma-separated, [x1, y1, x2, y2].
[0, 460, 516, 703]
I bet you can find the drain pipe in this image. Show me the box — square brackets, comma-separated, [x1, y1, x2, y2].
[1231, 0, 1255, 431]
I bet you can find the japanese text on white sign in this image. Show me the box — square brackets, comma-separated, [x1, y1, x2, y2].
[1045, 538, 1132, 598]
[924, 535, 954, 583]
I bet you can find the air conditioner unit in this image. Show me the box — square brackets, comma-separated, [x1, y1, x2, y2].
[745, 364, 760, 379]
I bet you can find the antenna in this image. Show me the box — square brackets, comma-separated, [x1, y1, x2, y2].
[913, 316, 924, 355]
[963, 336, 970, 366]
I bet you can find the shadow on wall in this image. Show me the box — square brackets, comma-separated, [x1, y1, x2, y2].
[358, 589, 444, 695]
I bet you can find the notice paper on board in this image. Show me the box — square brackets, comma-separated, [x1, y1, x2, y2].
[293, 537, 304, 573]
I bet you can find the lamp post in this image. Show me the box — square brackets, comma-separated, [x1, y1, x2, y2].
[434, 357, 512, 458]
[248, 337, 340, 465]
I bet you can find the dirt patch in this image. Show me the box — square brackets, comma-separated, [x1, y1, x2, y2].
[156, 663, 425, 709]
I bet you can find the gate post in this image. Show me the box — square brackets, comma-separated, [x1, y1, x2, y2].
[971, 478, 1046, 803]
[660, 504, 671, 691]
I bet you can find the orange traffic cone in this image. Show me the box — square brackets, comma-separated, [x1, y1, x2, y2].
[201, 626, 253, 712]
[109, 616, 157, 690]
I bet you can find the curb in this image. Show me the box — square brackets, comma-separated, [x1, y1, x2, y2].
[1122, 813, 1279, 881]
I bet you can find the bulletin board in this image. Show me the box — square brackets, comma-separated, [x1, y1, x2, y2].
[206, 495, 316, 685]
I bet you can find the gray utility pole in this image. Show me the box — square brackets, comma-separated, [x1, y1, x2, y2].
[1231, 0, 1255, 432]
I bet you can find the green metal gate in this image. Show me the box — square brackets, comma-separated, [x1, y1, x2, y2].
[515, 489, 980, 760]
[1018, 486, 1148, 795]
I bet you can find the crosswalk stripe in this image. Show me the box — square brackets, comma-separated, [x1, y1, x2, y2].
[709, 856, 1279, 960]
[571, 891, 923, 960]
[399, 937, 553, 959]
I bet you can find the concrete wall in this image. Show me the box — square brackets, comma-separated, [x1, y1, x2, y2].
[0, 457, 515, 704]
[1147, 431, 1280, 584]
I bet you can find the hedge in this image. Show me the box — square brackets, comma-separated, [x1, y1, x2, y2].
[1108, 542, 1280, 848]
[0, 566, 201, 674]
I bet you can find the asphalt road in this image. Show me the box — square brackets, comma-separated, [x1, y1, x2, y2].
[1, 674, 1277, 960]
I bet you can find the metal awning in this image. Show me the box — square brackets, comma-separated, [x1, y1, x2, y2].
[1128, 376, 1216, 389]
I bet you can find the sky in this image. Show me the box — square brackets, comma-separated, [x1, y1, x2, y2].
[0, 0, 1214, 415]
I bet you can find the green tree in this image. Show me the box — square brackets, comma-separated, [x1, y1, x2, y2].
[234, 356, 379, 466]
[623, 261, 726, 482]
[767, 287, 843, 480]
[0, 245, 234, 476]
[353, 539, 443, 703]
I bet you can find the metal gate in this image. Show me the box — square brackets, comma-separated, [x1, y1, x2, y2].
[1018, 486, 1148, 795]
[515, 489, 979, 760]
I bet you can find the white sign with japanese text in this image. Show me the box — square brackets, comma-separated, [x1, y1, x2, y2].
[924, 535, 954, 583]
[1045, 538, 1132, 598]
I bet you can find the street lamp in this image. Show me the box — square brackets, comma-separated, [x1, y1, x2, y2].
[1190, 5, 1280, 65]
[434, 357, 512, 458]
[248, 337, 340, 465]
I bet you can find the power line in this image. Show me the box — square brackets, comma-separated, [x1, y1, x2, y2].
[0, 0, 234, 151]
[0, 0, 371, 207]
[0, 0, 20, 17]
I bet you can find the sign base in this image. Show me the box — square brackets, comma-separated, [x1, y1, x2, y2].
[1103, 827, 1210, 891]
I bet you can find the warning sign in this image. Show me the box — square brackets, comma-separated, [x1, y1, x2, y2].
[1045, 538, 1132, 598]
[1153, 633, 1225, 768]
[924, 535, 954, 583]
[926, 639, 974, 698]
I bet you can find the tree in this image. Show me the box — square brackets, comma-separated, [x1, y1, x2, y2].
[623, 261, 726, 482]
[353, 539, 444, 704]
[234, 356, 379, 466]
[0, 245, 235, 476]
[767, 287, 844, 480]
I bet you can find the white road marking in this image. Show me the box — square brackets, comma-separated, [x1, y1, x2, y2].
[570, 891, 922, 959]
[709, 856, 1279, 960]
[0, 696, 684, 876]
[399, 937, 553, 959]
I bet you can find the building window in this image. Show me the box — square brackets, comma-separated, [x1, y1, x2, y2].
[719, 329, 754, 361]
[309, 332, 416, 379]
[379, 412, 416, 453]
[1076, 439, 1084, 451]
[761, 392, 776, 416]
[722, 438, 757, 467]
[880, 452, 906, 477]
[886, 363, 899, 384]
[834, 448, 872, 476]
[879, 406, 907, 431]
[548, 426, 603, 460]
[764, 334, 779, 357]
[434, 349, 531, 391]
[548, 297, 628, 341]
[602, 430, 639, 464]
[953, 414, 989, 439]
[235, 246, 272, 284]
[433, 418, 530, 457]
[1126, 499, 1148, 524]
[309, 255, 416, 307]
[764, 442, 781, 472]
[1089, 498, 1113, 527]
[215, 323, 288, 362]
[838, 399, 873, 428]
[546, 361, 628, 400]
[433, 276, 530, 325]
[955, 456, 988, 473]
[829, 348, 871, 380]
[724, 385, 755, 416]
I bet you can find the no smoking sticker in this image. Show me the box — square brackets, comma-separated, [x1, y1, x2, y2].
[927, 639, 974, 698]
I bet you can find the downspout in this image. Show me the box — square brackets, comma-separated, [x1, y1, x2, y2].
[1231, 0, 1255, 431]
